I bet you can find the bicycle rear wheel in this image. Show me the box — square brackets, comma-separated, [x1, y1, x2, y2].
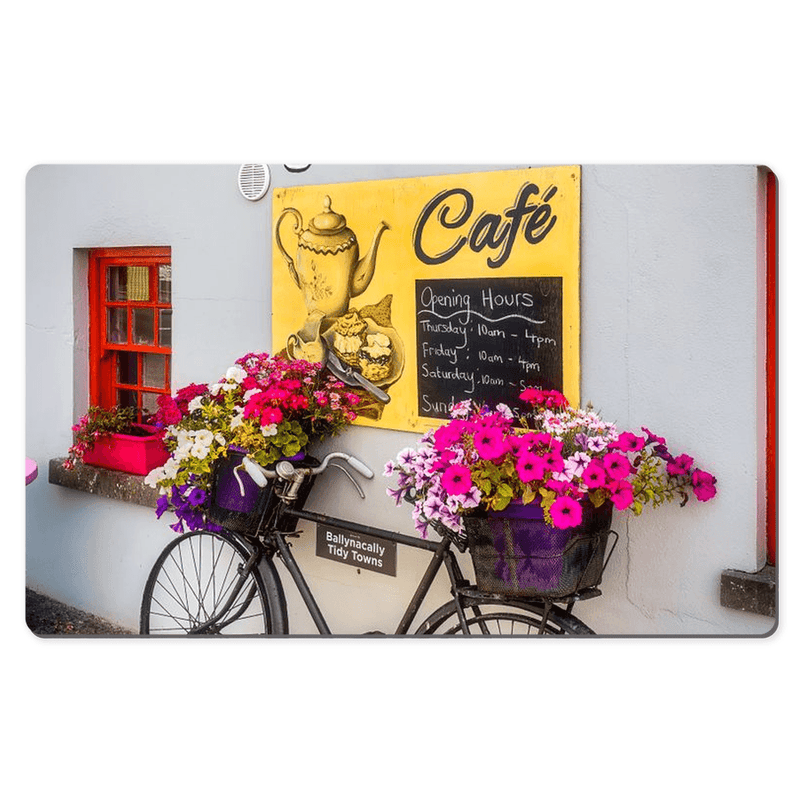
[140, 530, 286, 635]
[416, 596, 595, 635]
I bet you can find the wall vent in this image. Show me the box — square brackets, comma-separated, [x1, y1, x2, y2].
[238, 164, 270, 201]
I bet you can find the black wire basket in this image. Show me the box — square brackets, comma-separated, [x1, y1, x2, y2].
[463, 502, 616, 599]
[207, 449, 318, 535]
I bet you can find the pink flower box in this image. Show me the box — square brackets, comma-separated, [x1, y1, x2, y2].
[82, 424, 169, 475]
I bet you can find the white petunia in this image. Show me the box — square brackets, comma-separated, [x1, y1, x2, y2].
[144, 467, 165, 488]
[261, 424, 277, 437]
[225, 365, 248, 384]
[195, 430, 213, 447]
[230, 413, 244, 430]
[190, 443, 209, 460]
[172, 444, 191, 462]
[188, 396, 205, 413]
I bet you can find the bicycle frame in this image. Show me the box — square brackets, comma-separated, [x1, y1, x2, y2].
[275, 507, 471, 635]
[180, 459, 610, 636]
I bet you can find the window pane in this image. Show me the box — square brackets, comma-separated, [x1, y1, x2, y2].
[132, 308, 155, 345]
[117, 352, 138, 385]
[107, 307, 127, 344]
[107, 266, 127, 301]
[117, 388, 138, 409]
[142, 392, 161, 416]
[158, 264, 171, 303]
[159, 309, 172, 347]
[127, 266, 150, 301]
[143, 354, 166, 389]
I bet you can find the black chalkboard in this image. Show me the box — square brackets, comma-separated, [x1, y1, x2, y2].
[415, 277, 563, 418]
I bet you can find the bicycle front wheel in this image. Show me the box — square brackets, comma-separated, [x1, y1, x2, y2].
[140, 530, 285, 635]
[416, 596, 595, 635]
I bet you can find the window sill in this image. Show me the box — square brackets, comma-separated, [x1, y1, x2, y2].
[720, 565, 776, 618]
[48, 458, 160, 508]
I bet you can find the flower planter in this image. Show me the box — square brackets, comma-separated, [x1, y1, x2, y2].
[464, 499, 614, 599]
[82, 424, 169, 476]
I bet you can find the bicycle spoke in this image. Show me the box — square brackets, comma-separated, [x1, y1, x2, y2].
[141, 531, 277, 635]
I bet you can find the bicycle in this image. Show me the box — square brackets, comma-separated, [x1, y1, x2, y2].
[140, 451, 617, 635]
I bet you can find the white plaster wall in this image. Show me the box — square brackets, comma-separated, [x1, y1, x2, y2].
[25, 164, 772, 635]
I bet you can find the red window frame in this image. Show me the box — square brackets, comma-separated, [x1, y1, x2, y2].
[88, 247, 172, 418]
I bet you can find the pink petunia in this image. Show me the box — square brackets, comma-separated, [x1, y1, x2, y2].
[441, 463, 473, 497]
[602, 452, 632, 481]
[473, 425, 508, 461]
[608, 480, 635, 510]
[505, 435, 528, 458]
[691, 469, 717, 501]
[433, 421, 466, 450]
[546, 479, 581, 498]
[550, 495, 583, 529]
[667, 453, 694, 476]
[541, 449, 565, 474]
[527, 431, 562, 455]
[432, 449, 458, 470]
[581, 459, 607, 489]
[516, 451, 546, 483]
[610, 431, 646, 452]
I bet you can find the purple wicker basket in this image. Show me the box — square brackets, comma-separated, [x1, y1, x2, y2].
[464, 500, 613, 599]
[207, 449, 317, 534]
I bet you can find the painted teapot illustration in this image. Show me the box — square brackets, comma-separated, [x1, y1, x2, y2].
[276, 195, 390, 321]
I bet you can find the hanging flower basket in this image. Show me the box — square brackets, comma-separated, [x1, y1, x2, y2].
[144, 353, 363, 534]
[82, 424, 169, 476]
[464, 499, 615, 599]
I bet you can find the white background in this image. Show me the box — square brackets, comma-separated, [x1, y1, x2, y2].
[6, 3, 796, 799]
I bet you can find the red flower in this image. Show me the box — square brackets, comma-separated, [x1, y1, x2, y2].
[155, 395, 182, 425]
[175, 383, 208, 412]
[519, 388, 568, 410]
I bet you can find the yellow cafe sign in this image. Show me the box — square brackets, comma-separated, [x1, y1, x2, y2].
[272, 166, 581, 433]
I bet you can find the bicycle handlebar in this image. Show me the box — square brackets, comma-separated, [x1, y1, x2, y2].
[241, 452, 374, 488]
